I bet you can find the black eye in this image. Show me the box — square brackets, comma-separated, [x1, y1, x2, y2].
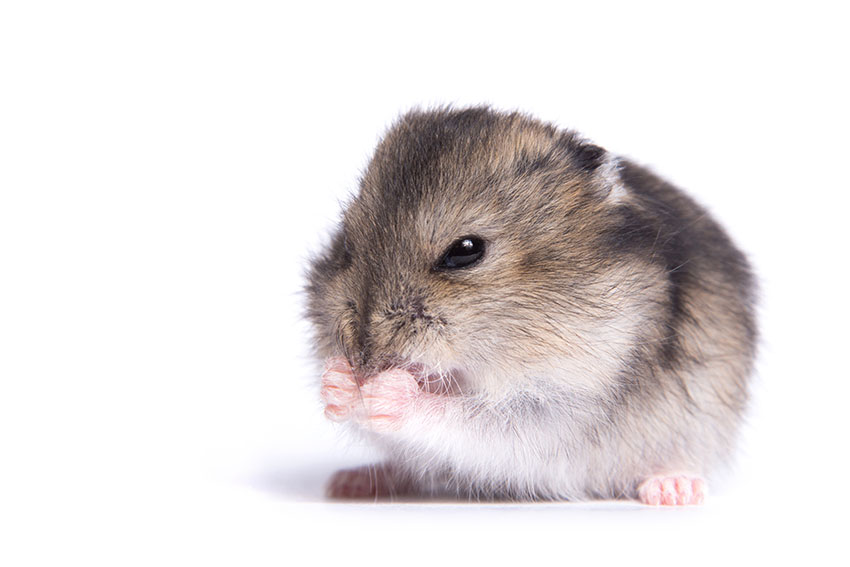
[435, 236, 486, 270]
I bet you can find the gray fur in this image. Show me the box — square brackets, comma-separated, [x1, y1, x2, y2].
[306, 106, 757, 501]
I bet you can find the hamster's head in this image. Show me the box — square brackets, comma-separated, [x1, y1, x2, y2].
[306, 107, 669, 398]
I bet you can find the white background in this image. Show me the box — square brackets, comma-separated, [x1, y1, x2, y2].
[2, 1, 848, 565]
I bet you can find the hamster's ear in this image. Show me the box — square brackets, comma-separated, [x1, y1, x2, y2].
[569, 141, 627, 203]
[592, 154, 628, 204]
[572, 143, 606, 173]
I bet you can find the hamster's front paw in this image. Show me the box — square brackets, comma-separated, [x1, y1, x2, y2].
[638, 475, 706, 506]
[320, 357, 360, 422]
[320, 358, 423, 432]
[356, 367, 422, 432]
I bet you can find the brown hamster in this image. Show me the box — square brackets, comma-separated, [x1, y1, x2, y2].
[305, 106, 757, 504]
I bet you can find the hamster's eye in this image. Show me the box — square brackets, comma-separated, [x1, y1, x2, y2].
[435, 236, 485, 270]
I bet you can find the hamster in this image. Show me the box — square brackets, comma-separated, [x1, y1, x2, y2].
[305, 106, 757, 505]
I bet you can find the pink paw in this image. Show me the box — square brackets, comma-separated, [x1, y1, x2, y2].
[355, 367, 421, 432]
[638, 475, 706, 506]
[320, 358, 422, 432]
[320, 357, 360, 422]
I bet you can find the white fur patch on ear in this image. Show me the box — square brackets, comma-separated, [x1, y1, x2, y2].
[597, 155, 628, 203]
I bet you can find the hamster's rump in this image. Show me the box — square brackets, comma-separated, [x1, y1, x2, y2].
[306, 106, 757, 504]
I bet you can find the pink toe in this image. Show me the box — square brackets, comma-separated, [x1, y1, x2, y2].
[324, 404, 350, 421]
[660, 478, 678, 505]
[692, 478, 706, 504]
[638, 479, 662, 506]
[321, 383, 356, 405]
[675, 477, 694, 505]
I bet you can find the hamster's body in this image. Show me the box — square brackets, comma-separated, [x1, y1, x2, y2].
[306, 107, 757, 504]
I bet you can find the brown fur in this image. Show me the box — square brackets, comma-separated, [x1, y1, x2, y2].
[306, 106, 757, 500]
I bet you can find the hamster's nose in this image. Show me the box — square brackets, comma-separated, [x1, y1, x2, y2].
[336, 293, 375, 375]
[340, 290, 428, 379]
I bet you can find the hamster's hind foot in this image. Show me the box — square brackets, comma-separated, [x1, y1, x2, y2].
[638, 475, 706, 506]
[325, 464, 410, 500]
